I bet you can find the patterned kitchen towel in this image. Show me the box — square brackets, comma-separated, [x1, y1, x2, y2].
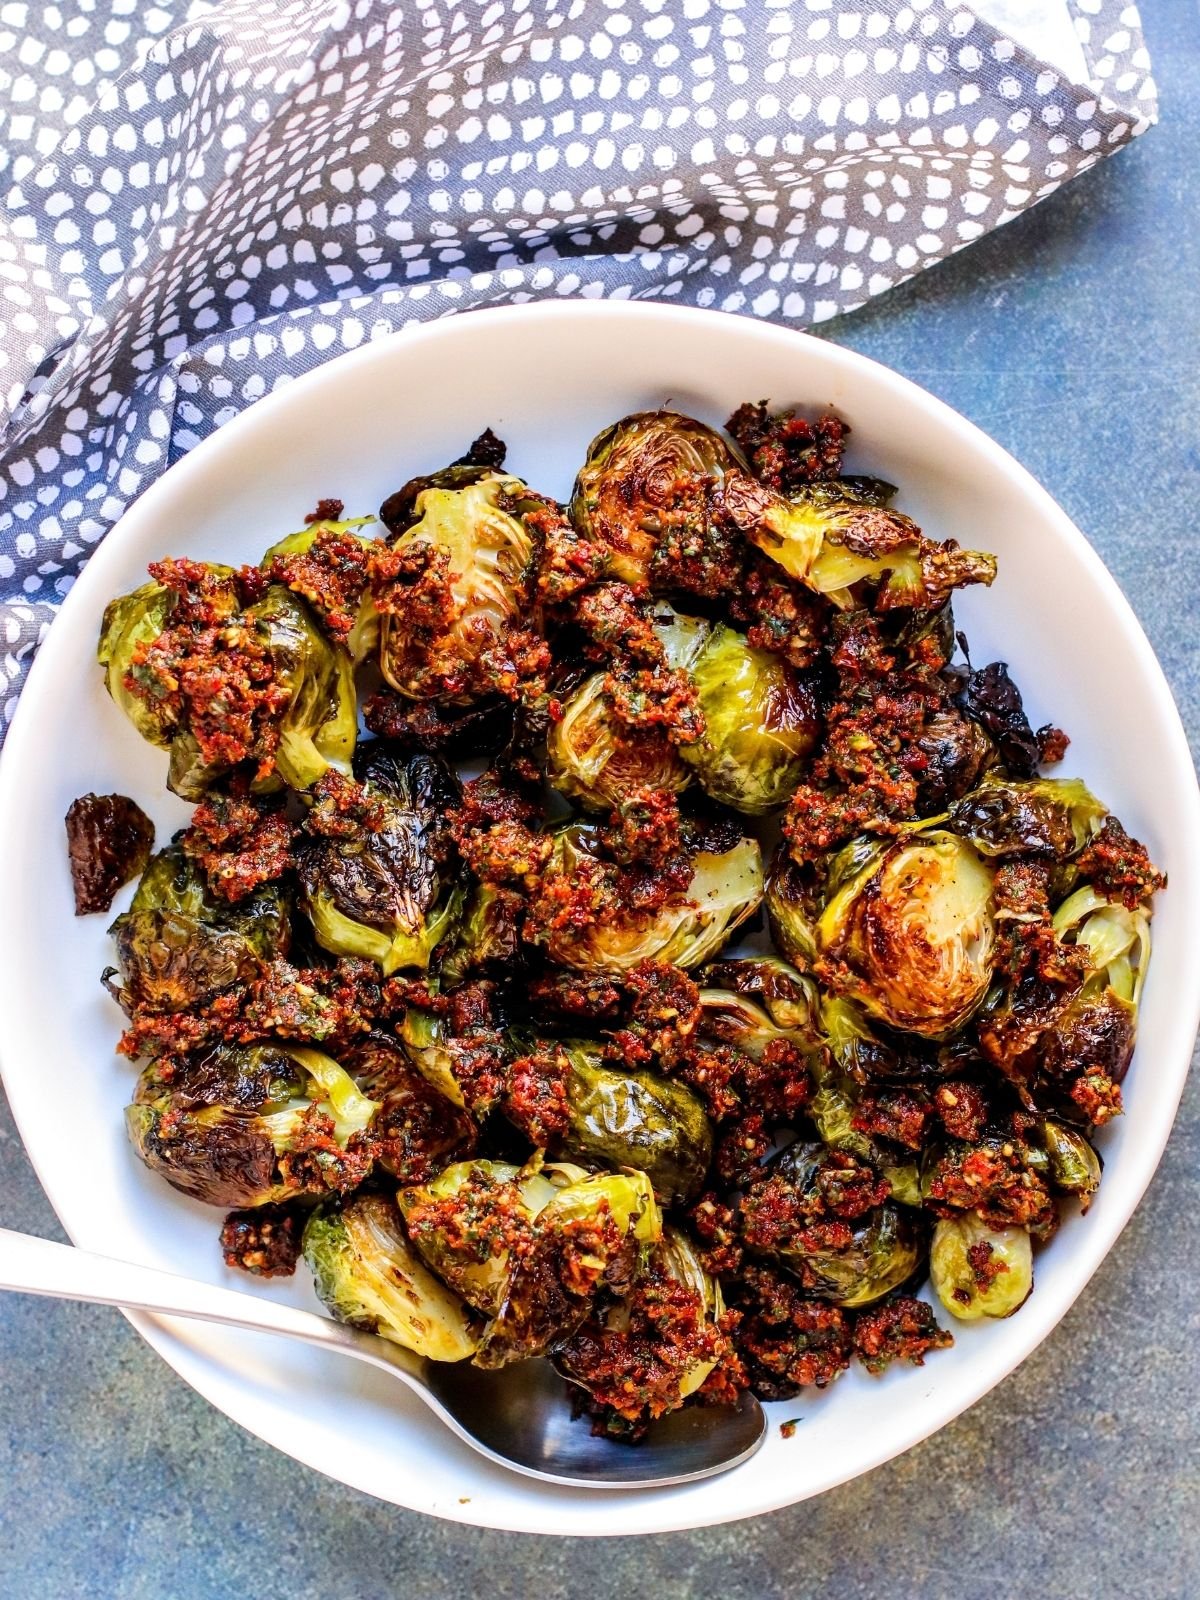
[0, 0, 1157, 730]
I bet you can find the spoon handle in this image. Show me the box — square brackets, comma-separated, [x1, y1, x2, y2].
[0, 1225, 410, 1367]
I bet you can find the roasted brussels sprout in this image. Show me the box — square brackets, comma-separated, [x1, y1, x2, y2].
[298, 746, 462, 974]
[537, 825, 763, 973]
[97, 573, 228, 747]
[978, 879, 1150, 1125]
[809, 831, 996, 1039]
[805, 1002, 923, 1203]
[399, 1158, 574, 1314]
[930, 1213, 1033, 1320]
[741, 1141, 922, 1306]
[303, 1191, 479, 1360]
[378, 470, 537, 702]
[545, 671, 692, 810]
[1037, 1121, 1102, 1204]
[474, 1168, 661, 1368]
[1053, 884, 1151, 1008]
[951, 776, 1107, 860]
[100, 567, 356, 798]
[248, 585, 358, 793]
[569, 411, 741, 587]
[125, 1044, 378, 1208]
[554, 1226, 729, 1430]
[556, 1042, 714, 1205]
[106, 842, 289, 1015]
[678, 623, 819, 814]
[397, 1007, 471, 1109]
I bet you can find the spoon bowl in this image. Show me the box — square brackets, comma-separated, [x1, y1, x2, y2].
[0, 1226, 766, 1489]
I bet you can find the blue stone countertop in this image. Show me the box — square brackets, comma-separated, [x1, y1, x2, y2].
[3, 8, 1196, 1596]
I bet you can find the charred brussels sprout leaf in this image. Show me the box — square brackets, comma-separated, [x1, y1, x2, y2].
[950, 776, 1106, 860]
[815, 831, 996, 1039]
[248, 585, 357, 791]
[930, 1214, 1033, 1320]
[125, 1044, 378, 1208]
[679, 624, 820, 815]
[539, 827, 764, 973]
[569, 410, 741, 587]
[546, 672, 692, 810]
[765, 849, 820, 968]
[438, 883, 524, 985]
[732, 477, 997, 611]
[303, 1192, 479, 1361]
[700, 956, 821, 1036]
[378, 470, 536, 702]
[299, 747, 463, 975]
[66, 792, 154, 915]
[559, 1043, 714, 1205]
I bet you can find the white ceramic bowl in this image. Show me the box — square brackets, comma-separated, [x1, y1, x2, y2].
[1, 303, 1196, 1536]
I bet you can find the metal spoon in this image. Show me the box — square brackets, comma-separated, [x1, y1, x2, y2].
[0, 1227, 766, 1489]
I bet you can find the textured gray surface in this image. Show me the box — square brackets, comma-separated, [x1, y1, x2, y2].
[3, 7, 1197, 1598]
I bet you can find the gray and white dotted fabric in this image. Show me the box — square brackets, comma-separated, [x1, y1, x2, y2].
[0, 0, 1156, 733]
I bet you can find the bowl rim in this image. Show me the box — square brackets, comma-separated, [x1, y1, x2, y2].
[2, 298, 1197, 1535]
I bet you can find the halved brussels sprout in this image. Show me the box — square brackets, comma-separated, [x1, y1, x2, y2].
[546, 672, 692, 811]
[379, 471, 536, 702]
[815, 831, 996, 1039]
[679, 623, 819, 815]
[741, 1142, 922, 1305]
[299, 747, 462, 975]
[106, 842, 289, 1016]
[399, 1158, 575, 1314]
[951, 776, 1107, 860]
[248, 585, 357, 792]
[556, 1042, 714, 1205]
[697, 966, 821, 1072]
[125, 1044, 378, 1208]
[473, 1169, 662, 1368]
[569, 411, 740, 586]
[303, 1192, 479, 1361]
[930, 1213, 1033, 1320]
[539, 827, 764, 973]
